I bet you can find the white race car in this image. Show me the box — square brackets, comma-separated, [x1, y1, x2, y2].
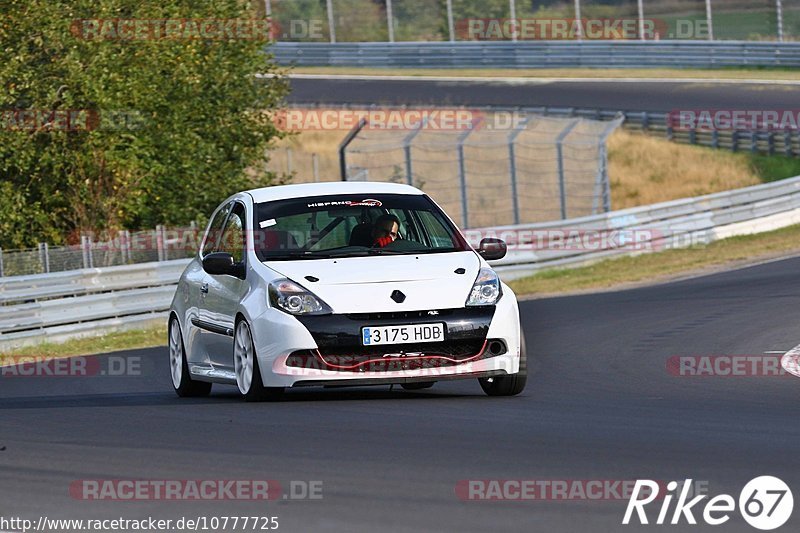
[168, 182, 526, 401]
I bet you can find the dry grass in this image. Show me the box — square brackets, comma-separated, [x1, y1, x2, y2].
[0, 326, 166, 360]
[608, 129, 761, 208]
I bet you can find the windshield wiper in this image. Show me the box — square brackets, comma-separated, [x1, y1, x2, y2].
[262, 251, 334, 260]
[321, 248, 408, 258]
[264, 248, 410, 261]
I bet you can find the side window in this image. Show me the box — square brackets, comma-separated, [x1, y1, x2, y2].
[201, 202, 232, 257]
[219, 203, 246, 263]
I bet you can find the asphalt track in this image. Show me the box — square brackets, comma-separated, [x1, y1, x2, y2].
[287, 75, 800, 112]
[3, 256, 800, 532]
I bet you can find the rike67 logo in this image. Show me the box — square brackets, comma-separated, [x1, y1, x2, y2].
[623, 476, 793, 530]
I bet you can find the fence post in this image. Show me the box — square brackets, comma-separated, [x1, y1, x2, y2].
[38, 242, 50, 273]
[456, 119, 482, 228]
[784, 131, 793, 157]
[156, 225, 165, 262]
[446, 0, 455, 41]
[777, 0, 784, 42]
[312, 153, 320, 182]
[751, 131, 758, 153]
[637, 0, 645, 40]
[0, 247, 4, 277]
[402, 116, 428, 186]
[286, 147, 293, 174]
[574, 0, 582, 41]
[509, 0, 518, 41]
[508, 115, 533, 225]
[339, 118, 367, 180]
[121, 230, 130, 263]
[555, 119, 581, 220]
[705, 0, 714, 41]
[386, 0, 395, 43]
[594, 114, 625, 214]
[732, 130, 739, 152]
[81, 235, 90, 269]
[326, 0, 336, 43]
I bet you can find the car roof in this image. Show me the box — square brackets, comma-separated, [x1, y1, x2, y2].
[245, 181, 423, 204]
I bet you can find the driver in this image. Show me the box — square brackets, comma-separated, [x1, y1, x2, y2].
[371, 214, 400, 248]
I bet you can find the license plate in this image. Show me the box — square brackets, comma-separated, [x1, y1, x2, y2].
[361, 323, 445, 346]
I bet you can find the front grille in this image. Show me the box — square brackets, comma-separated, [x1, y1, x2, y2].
[285, 339, 500, 373]
[323, 339, 483, 358]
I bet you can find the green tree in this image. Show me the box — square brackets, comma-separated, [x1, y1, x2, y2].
[0, 0, 288, 248]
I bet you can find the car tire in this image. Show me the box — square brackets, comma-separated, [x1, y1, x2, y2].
[479, 331, 527, 397]
[401, 382, 435, 390]
[234, 320, 284, 402]
[169, 316, 212, 398]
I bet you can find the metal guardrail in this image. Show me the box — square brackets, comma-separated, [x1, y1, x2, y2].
[4, 174, 800, 349]
[273, 41, 800, 69]
[0, 260, 190, 350]
[482, 174, 800, 280]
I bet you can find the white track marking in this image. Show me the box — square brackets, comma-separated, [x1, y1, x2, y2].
[780, 344, 800, 377]
[286, 73, 800, 86]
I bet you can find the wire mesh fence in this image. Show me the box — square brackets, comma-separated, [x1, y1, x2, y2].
[0, 225, 200, 278]
[267, 0, 800, 42]
[341, 111, 624, 228]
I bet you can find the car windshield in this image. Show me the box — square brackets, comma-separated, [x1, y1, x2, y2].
[253, 193, 469, 262]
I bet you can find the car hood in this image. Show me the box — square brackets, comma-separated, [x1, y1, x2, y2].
[264, 251, 481, 313]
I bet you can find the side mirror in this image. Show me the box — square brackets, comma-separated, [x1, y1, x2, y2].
[477, 238, 507, 261]
[202, 252, 245, 279]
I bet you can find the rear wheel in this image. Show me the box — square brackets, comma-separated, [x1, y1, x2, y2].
[479, 331, 527, 397]
[234, 320, 283, 402]
[169, 317, 212, 397]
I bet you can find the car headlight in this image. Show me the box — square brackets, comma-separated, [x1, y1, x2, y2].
[268, 279, 332, 315]
[466, 267, 502, 306]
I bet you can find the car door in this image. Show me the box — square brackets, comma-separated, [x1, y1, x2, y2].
[202, 201, 249, 370]
[188, 201, 232, 366]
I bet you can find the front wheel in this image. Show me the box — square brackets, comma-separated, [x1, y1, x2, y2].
[479, 331, 527, 397]
[169, 317, 212, 397]
[234, 320, 284, 402]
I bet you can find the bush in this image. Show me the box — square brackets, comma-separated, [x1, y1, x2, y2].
[0, 0, 288, 248]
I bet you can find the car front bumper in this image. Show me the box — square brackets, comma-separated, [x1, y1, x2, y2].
[250, 284, 521, 388]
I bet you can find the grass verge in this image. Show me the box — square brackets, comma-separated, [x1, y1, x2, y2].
[0, 325, 166, 361]
[508, 223, 800, 297]
[290, 66, 800, 82]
